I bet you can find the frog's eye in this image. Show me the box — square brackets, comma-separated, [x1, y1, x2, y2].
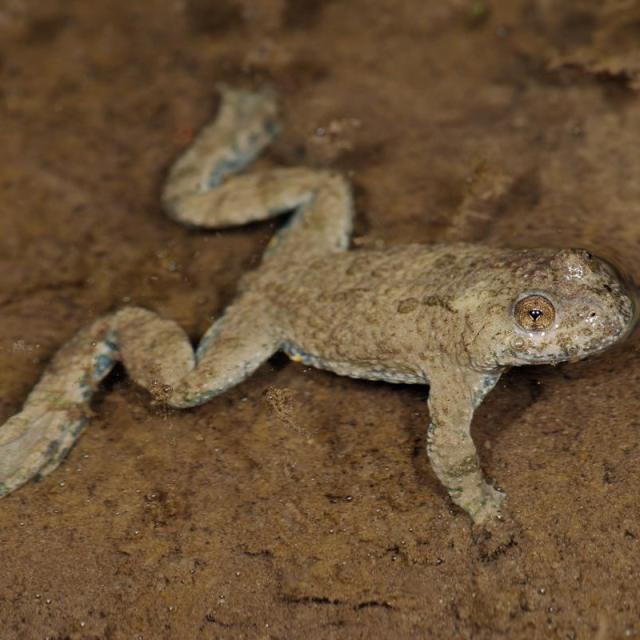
[514, 295, 555, 332]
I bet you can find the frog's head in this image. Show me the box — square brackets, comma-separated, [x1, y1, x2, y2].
[471, 249, 636, 369]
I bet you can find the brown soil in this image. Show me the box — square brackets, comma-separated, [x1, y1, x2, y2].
[1, 1, 640, 638]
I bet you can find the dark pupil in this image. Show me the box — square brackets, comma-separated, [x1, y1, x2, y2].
[529, 309, 543, 322]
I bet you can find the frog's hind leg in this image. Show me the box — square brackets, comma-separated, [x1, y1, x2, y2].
[162, 86, 354, 260]
[0, 298, 278, 498]
[0, 87, 351, 498]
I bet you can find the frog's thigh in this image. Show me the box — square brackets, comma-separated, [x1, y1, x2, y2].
[426, 368, 504, 524]
[114, 307, 196, 393]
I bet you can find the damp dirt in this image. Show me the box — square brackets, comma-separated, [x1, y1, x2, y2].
[1, 1, 640, 638]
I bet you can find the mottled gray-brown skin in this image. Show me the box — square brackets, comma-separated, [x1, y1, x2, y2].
[0, 88, 635, 524]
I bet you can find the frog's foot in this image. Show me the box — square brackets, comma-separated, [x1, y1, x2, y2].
[0, 316, 115, 498]
[470, 494, 522, 561]
[162, 86, 354, 263]
[0, 409, 88, 497]
[453, 481, 505, 525]
[0, 297, 279, 498]
[444, 461, 518, 557]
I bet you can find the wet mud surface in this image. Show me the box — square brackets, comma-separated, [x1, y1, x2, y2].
[1, 1, 640, 638]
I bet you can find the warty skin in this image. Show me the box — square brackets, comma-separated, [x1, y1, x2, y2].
[0, 87, 635, 525]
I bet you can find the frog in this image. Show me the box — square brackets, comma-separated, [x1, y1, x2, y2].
[0, 86, 635, 524]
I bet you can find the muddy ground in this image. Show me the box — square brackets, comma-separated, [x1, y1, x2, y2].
[1, 1, 640, 638]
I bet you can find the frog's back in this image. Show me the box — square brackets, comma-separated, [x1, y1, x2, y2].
[262, 242, 518, 314]
[255, 243, 523, 381]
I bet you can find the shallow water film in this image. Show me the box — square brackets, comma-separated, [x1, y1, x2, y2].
[1, 1, 640, 638]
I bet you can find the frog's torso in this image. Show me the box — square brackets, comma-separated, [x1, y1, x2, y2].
[258, 245, 469, 383]
[254, 244, 541, 383]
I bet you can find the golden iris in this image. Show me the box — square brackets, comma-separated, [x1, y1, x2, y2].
[514, 295, 555, 331]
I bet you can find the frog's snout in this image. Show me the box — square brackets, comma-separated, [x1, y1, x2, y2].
[593, 253, 638, 338]
[622, 280, 640, 338]
[598, 288, 635, 343]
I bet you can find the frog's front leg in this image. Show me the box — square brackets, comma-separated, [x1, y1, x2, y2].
[426, 366, 504, 524]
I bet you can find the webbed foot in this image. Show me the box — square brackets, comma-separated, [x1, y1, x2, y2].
[0, 408, 87, 497]
[464, 483, 506, 525]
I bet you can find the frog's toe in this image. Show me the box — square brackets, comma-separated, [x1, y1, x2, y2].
[0, 408, 86, 497]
